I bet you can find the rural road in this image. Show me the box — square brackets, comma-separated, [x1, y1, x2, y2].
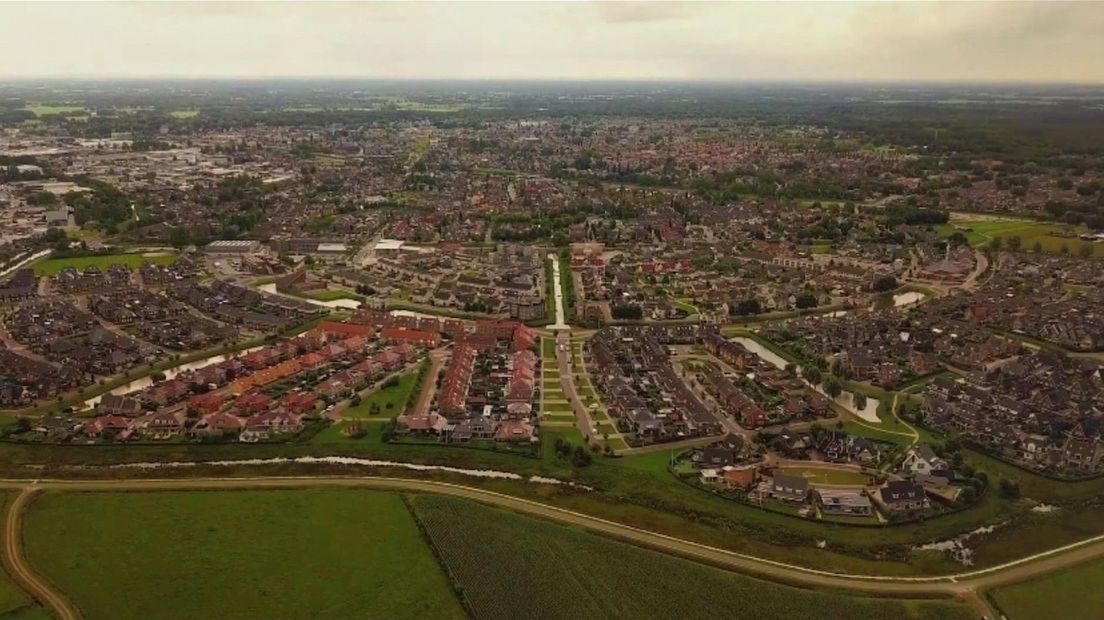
[7, 475, 1104, 619]
[3, 489, 81, 620]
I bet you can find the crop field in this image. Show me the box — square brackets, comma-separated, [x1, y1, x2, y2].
[410, 494, 974, 620]
[32, 252, 177, 276]
[23, 489, 465, 620]
[937, 217, 1102, 257]
[988, 557, 1104, 620]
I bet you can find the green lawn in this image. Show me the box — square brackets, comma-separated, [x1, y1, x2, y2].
[303, 288, 363, 302]
[32, 252, 177, 276]
[23, 490, 465, 620]
[937, 217, 1102, 258]
[779, 467, 874, 486]
[411, 494, 973, 620]
[989, 556, 1104, 620]
[347, 371, 419, 418]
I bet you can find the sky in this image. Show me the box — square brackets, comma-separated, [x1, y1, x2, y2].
[1, 1, 1102, 83]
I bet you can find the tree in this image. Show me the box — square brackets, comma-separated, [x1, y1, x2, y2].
[802, 366, 823, 386]
[872, 275, 898, 293]
[571, 445, 592, 467]
[824, 377, 843, 399]
[854, 393, 868, 410]
[989, 236, 1003, 252]
[150, 371, 166, 384]
[730, 298, 762, 316]
[795, 292, 818, 310]
[1007, 235, 1022, 251]
[784, 362, 797, 377]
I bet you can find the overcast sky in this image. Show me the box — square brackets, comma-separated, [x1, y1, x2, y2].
[1, 1, 1102, 83]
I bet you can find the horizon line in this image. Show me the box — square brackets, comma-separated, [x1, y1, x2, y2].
[1, 76, 1104, 88]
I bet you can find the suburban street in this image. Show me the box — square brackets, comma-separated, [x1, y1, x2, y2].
[8, 475, 1104, 619]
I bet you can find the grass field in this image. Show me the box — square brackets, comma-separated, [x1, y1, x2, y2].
[23, 490, 465, 620]
[303, 288, 363, 302]
[346, 371, 419, 418]
[411, 494, 974, 620]
[168, 109, 199, 119]
[937, 217, 1102, 258]
[22, 104, 87, 116]
[988, 556, 1104, 620]
[778, 467, 874, 486]
[32, 252, 177, 276]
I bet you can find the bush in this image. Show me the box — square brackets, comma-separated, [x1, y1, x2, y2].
[998, 477, 1020, 499]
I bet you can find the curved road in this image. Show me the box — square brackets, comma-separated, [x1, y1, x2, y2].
[3, 489, 81, 620]
[7, 475, 1104, 618]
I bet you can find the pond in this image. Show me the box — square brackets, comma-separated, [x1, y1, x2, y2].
[730, 336, 881, 423]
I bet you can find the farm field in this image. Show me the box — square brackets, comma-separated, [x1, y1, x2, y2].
[937, 216, 1102, 257]
[22, 489, 465, 620]
[31, 252, 177, 276]
[778, 467, 875, 486]
[988, 556, 1104, 620]
[410, 494, 974, 620]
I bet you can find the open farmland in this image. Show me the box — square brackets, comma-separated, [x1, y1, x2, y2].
[31, 252, 177, 276]
[988, 556, 1104, 620]
[22, 489, 465, 620]
[410, 494, 974, 620]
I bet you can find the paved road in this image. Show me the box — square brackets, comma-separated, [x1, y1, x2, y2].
[8, 474, 1104, 618]
[3, 489, 81, 620]
[555, 332, 595, 442]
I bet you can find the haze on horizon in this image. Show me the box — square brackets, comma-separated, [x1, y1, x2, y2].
[0, 1, 1102, 84]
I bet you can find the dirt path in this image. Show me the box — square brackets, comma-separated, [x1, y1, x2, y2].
[2, 489, 81, 620]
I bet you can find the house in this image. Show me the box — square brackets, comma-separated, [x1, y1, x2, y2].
[494, 419, 536, 443]
[816, 489, 873, 516]
[141, 410, 186, 440]
[700, 446, 736, 469]
[900, 444, 948, 477]
[769, 474, 809, 504]
[720, 465, 758, 490]
[192, 411, 245, 436]
[84, 415, 131, 438]
[97, 393, 143, 417]
[187, 392, 223, 417]
[879, 481, 929, 512]
[241, 409, 302, 441]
